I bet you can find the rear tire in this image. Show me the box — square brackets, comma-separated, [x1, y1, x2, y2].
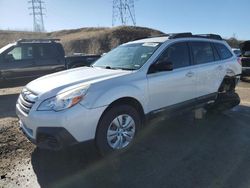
[95, 105, 142, 156]
[206, 92, 240, 114]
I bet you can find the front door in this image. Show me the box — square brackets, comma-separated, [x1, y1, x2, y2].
[1, 44, 35, 79]
[147, 42, 196, 112]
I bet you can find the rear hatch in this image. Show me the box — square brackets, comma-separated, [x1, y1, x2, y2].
[240, 41, 250, 67]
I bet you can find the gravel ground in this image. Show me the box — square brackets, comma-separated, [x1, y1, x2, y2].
[0, 79, 250, 188]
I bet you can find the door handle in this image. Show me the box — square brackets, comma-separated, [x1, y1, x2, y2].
[186, 71, 194, 77]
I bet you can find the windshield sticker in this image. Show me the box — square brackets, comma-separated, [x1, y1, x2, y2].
[142, 43, 159, 47]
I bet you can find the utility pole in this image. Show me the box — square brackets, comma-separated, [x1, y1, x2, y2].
[28, 0, 45, 32]
[112, 0, 136, 26]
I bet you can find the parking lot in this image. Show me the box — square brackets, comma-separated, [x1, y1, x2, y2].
[0, 79, 250, 188]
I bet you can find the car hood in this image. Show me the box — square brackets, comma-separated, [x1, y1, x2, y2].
[26, 67, 131, 95]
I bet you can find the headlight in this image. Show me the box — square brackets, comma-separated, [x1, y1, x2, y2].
[37, 85, 89, 111]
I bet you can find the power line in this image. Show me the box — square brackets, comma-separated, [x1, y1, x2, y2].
[28, 0, 45, 32]
[112, 0, 136, 26]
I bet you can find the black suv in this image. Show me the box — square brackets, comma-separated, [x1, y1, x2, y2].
[0, 39, 66, 81]
[0, 39, 100, 83]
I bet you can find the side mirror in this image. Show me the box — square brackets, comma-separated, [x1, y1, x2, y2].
[155, 60, 173, 72]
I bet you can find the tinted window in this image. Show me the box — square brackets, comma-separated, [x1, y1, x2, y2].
[6, 45, 33, 61]
[191, 42, 214, 64]
[212, 44, 220, 61]
[158, 42, 190, 69]
[243, 51, 250, 57]
[37, 44, 58, 59]
[214, 43, 233, 60]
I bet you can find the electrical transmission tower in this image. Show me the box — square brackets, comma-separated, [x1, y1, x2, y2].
[28, 0, 45, 32]
[112, 0, 136, 26]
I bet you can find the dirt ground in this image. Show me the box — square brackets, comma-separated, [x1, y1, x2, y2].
[0, 78, 250, 188]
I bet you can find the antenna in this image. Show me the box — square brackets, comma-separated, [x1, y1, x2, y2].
[112, 0, 136, 26]
[28, 0, 46, 32]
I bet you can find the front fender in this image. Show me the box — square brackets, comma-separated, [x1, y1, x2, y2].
[81, 83, 148, 113]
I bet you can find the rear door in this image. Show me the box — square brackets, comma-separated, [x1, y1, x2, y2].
[34, 43, 65, 76]
[189, 41, 224, 99]
[0, 44, 35, 79]
[147, 42, 196, 112]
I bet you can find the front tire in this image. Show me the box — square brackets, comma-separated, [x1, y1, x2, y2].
[95, 105, 142, 156]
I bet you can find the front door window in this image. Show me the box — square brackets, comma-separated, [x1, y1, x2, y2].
[6, 46, 34, 61]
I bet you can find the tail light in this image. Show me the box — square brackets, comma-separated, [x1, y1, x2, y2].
[237, 57, 242, 65]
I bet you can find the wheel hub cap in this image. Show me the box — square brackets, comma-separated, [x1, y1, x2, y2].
[107, 114, 136, 149]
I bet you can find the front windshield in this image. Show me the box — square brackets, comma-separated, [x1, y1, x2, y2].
[0, 43, 14, 54]
[93, 42, 161, 70]
[243, 51, 250, 57]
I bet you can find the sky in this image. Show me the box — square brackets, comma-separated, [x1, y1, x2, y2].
[0, 0, 249, 40]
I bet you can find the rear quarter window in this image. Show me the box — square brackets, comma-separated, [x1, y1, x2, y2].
[214, 43, 233, 60]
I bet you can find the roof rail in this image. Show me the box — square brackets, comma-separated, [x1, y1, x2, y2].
[17, 38, 60, 43]
[145, 32, 222, 41]
[168, 32, 193, 39]
[193, 34, 223, 40]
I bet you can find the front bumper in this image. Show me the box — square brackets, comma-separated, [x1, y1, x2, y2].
[16, 102, 107, 150]
[20, 122, 78, 150]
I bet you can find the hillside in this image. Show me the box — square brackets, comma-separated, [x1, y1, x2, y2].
[0, 26, 242, 55]
[0, 26, 164, 55]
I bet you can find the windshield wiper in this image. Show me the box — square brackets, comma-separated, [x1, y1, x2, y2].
[110, 66, 136, 70]
[105, 66, 112, 69]
[91, 65, 112, 69]
[116, 68, 135, 71]
[93, 66, 135, 71]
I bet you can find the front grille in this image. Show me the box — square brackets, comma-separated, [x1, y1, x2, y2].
[18, 88, 38, 115]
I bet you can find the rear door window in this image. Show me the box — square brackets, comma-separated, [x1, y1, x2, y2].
[37, 44, 58, 59]
[214, 43, 233, 60]
[158, 42, 190, 69]
[190, 42, 214, 64]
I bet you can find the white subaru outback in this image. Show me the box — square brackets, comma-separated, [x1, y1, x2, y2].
[16, 33, 242, 155]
